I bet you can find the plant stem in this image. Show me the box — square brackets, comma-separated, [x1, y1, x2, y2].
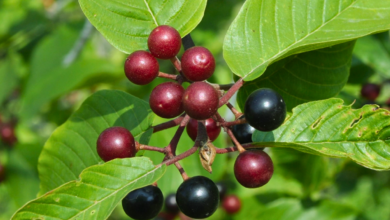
[218, 118, 247, 127]
[215, 143, 264, 154]
[163, 146, 198, 166]
[174, 161, 189, 180]
[152, 114, 185, 133]
[170, 57, 182, 72]
[226, 102, 243, 119]
[166, 115, 190, 156]
[139, 144, 166, 153]
[218, 78, 244, 107]
[214, 112, 245, 153]
[182, 34, 195, 50]
[158, 72, 179, 80]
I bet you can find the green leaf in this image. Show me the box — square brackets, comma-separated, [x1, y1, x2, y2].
[38, 90, 154, 195]
[237, 41, 354, 111]
[353, 34, 390, 78]
[19, 26, 119, 120]
[298, 200, 357, 220]
[12, 157, 166, 220]
[79, 0, 207, 53]
[0, 52, 22, 104]
[224, 0, 390, 80]
[253, 98, 390, 170]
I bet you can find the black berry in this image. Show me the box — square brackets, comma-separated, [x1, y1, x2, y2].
[222, 195, 241, 214]
[186, 118, 221, 142]
[361, 83, 381, 101]
[149, 82, 185, 118]
[96, 127, 136, 162]
[122, 185, 163, 220]
[148, 25, 181, 59]
[234, 150, 273, 188]
[164, 193, 179, 214]
[182, 82, 219, 120]
[215, 181, 227, 200]
[124, 51, 159, 85]
[231, 115, 256, 145]
[181, 46, 215, 81]
[244, 88, 286, 132]
[176, 176, 219, 219]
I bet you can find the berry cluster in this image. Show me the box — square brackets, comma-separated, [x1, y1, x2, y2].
[96, 25, 287, 219]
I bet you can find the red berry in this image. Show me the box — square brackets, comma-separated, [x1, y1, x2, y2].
[149, 82, 185, 118]
[124, 51, 159, 85]
[222, 195, 241, 214]
[360, 83, 381, 101]
[234, 150, 273, 188]
[148, 25, 181, 59]
[182, 82, 219, 120]
[0, 123, 17, 146]
[96, 127, 136, 162]
[186, 118, 221, 142]
[181, 46, 215, 81]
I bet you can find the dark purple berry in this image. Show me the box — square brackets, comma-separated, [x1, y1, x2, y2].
[244, 88, 286, 132]
[96, 127, 136, 162]
[182, 82, 219, 120]
[361, 83, 381, 101]
[186, 118, 221, 142]
[181, 46, 215, 81]
[176, 176, 219, 219]
[234, 150, 273, 188]
[231, 115, 256, 145]
[149, 82, 184, 118]
[222, 195, 241, 214]
[122, 185, 163, 220]
[148, 25, 181, 59]
[124, 51, 159, 85]
[0, 123, 17, 146]
[165, 193, 179, 214]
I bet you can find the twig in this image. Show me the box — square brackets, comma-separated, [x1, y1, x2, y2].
[226, 102, 243, 119]
[139, 144, 166, 153]
[218, 118, 247, 127]
[218, 78, 244, 107]
[63, 20, 94, 66]
[182, 34, 195, 50]
[152, 114, 185, 133]
[215, 143, 265, 154]
[162, 146, 198, 166]
[158, 72, 179, 80]
[166, 115, 190, 156]
[214, 112, 245, 153]
[174, 161, 189, 180]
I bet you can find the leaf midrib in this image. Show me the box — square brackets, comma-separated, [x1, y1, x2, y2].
[142, 0, 159, 26]
[243, 0, 358, 79]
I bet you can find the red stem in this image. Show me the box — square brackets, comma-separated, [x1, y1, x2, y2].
[226, 102, 243, 119]
[162, 146, 198, 166]
[139, 144, 166, 153]
[214, 112, 245, 153]
[158, 72, 178, 80]
[166, 115, 190, 156]
[152, 114, 185, 133]
[215, 143, 265, 154]
[174, 161, 189, 180]
[218, 118, 247, 127]
[218, 78, 244, 107]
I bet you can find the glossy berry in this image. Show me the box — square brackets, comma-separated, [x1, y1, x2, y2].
[182, 82, 219, 120]
[148, 25, 181, 59]
[96, 127, 136, 162]
[176, 176, 219, 219]
[234, 150, 274, 188]
[222, 195, 241, 214]
[216, 182, 227, 200]
[181, 46, 215, 81]
[0, 123, 17, 146]
[149, 82, 185, 118]
[244, 88, 286, 132]
[165, 193, 179, 214]
[124, 51, 159, 85]
[186, 118, 221, 142]
[0, 164, 5, 183]
[361, 83, 381, 101]
[232, 115, 256, 145]
[122, 185, 163, 220]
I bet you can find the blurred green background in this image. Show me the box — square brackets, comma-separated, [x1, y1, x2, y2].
[0, 0, 390, 219]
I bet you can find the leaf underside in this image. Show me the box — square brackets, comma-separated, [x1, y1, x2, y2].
[38, 90, 154, 196]
[79, 0, 207, 53]
[237, 41, 355, 111]
[224, 0, 390, 81]
[12, 158, 166, 220]
[253, 98, 390, 170]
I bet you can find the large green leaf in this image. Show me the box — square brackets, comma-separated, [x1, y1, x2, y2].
[19, 26, 119, 120]
[38, 90, 154, 195]
[224, 0, 390, 81]
[253, 98, 390, 170]
[353, 34, 390, 78]
[237, 41, 354, 111]
[0, 52, 22, 104]
[79, 0, 207, 53]
[12, 157, 166, 220]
